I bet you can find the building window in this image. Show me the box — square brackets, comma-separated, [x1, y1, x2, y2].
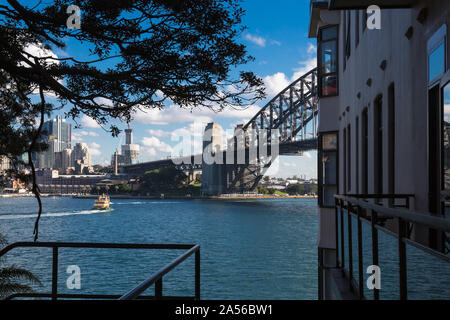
[355, 10, 360, 47]
[347, 124, 351, 192]
[428, 25, 447, 83]
[388, 84, 395, 195]
[356, 116, 359, 193]
[362, 9, 367, 32]
[442, 82, 450, 217]
[362, 108, 368, 194]
[343, 127, 347, 193]
[345, 11, 351, 60]
[374, 96, 383, 195]
[343, 12, 347, 71]
[318, 25, 338, 97]
[318, 132, 338, 208]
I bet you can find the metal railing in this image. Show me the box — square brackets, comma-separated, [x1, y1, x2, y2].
[0, 242, 200, 300]
[330, 194, 450, 300]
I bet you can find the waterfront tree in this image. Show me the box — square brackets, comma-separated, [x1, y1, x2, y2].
[0, 0, 264, 240]
[140, 167, 187, 193]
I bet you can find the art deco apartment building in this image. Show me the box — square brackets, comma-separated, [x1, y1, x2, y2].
[310, 0, 450, 299]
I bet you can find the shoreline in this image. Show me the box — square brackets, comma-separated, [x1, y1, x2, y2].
[1, 193, 317, 200]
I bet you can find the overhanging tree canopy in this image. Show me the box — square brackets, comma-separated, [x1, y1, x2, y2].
[0, 0, 265, 240]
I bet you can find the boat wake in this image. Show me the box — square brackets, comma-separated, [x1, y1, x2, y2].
[0, 208, 114, 220]
[112, 201, 180, 205]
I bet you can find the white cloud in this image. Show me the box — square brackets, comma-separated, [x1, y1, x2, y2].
[291, 56, 317, 81]
[81, 114, 101, 128]
[282, 161, 297, 167]
[72, 130, 99, 141]
[90, 142, 101, 149]
[307, 43, 317, 55]
[270, 40, 282, 46]
[88, 142, 101, 157]
[244, 33, 266, 47]
[132, 104, 260, 126]
[147, 129, 171, 138]
[93, 97, 114, 107]
[23, 43, 59, 66]
[23, 43, 61, 97]
[140, 136, 173, 159]
[262, 43, 317, 96]
[444, 104, 450, 120]
[263, 72, 290, 96]
[133, 106, 212, 125]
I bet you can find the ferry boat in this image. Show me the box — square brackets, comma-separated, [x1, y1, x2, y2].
[93, 194, 111, 210]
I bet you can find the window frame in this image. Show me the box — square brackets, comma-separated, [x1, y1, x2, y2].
[355, 10, 360, 48]
[318, 131, 339, 208]
[318, 24, 339, 98]
[347, 123, 351, 192]
[441, 79, 450, 221]
[428, 24, 447, 86]
[374, 95, 383, 195]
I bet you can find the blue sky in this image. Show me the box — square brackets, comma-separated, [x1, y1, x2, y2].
[39, 0, 318, 178]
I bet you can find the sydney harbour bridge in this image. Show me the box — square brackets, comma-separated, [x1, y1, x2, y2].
[120, 68, 319, 195]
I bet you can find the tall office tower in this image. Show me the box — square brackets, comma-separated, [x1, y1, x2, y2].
[121, 125, 139, 165]
[42, 115, 71, 151]
[72, 143, 91, 167]
[38, 115, 72, 168]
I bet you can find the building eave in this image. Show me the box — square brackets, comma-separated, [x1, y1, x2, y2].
[309, 1, 328, 38]
[327, 0, 418, 10]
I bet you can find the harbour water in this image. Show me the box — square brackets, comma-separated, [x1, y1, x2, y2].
[0, 197, 319, 299]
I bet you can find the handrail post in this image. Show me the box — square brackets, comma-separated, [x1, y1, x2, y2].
[347, 202, 353, 291]
[398, 218, 407, 300]
[318, 247, 323, 300]
[357, 205, 364, 299]
[340, 199, 345, 271]
[195, 249, 200, 300]
[335, 197, 339, 267]
[155, 278, 163, 300]
[371, 210, 379, 300]
[52, 246, 58, 301]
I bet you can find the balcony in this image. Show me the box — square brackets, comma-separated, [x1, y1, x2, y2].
[318, 194, 450, 300]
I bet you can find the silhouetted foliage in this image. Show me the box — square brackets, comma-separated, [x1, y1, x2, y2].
[0, 232, 42, 299]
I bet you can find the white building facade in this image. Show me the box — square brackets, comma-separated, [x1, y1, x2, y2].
[310, 0, 450, 299]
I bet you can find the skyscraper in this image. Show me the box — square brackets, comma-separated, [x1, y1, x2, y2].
[42, 115, 71, 151]
[38, 115, 71, 168]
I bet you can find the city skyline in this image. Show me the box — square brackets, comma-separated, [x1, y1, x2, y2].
[33, 0, 318, 179]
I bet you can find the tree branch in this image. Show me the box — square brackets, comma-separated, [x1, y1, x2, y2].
[28, 81, 45, 242]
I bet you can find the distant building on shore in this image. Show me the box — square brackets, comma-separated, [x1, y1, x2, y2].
[72, 143, 92, 174]
[111, 125, 140, 166]
[121, 126, 140, 165]
[0, 155, 10, 172]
